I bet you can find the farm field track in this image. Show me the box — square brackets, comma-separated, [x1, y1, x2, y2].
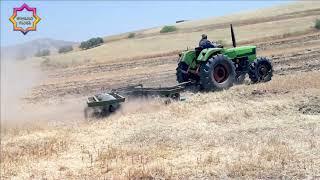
[28, 30, 320, 102]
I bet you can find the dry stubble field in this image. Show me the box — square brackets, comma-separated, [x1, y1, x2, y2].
[1, 2, 320, 179]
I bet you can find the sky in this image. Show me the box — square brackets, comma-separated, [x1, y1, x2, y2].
[1, 1, 291, 47]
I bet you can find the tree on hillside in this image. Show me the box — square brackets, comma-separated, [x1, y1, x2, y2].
[79, 37, 104, 50]
[315, 19, 320, 29]
[160, 26, 177, 33]
[58, 45, 73, 53]
[128, 33, 135, 38]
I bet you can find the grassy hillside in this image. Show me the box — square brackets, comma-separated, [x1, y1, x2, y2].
[104, 2, 320, 41]
[39, 1, 320, 67]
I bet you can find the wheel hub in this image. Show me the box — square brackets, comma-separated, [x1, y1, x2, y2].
[213, 64, 229, 83]
[258, 64, 269, 78]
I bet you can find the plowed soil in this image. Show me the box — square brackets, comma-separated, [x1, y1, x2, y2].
[28, 31, 320, 102]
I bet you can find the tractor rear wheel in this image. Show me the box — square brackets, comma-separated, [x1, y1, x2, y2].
[199, 54, 236, 91]
[249, 57, 273, 83]
[176, 62, 189, 83]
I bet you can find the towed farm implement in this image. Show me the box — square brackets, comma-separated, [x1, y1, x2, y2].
[84, 82, 189, 118]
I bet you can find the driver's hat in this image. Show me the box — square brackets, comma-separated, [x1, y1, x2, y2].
[201, 34, 207, 39]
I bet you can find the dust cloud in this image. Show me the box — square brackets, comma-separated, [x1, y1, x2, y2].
[1, 60, 44, 123]
[1, 59, 167, 128]
[1, 59, 85, 128]
[118, 97, 165, 115]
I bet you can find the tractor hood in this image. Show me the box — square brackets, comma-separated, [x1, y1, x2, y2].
[223, 46, 256, 59]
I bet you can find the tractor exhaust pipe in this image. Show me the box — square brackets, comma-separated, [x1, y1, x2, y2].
[230, 24, 236, 48]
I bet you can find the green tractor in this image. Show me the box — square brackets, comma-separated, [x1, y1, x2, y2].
[176, 24, 273, 90]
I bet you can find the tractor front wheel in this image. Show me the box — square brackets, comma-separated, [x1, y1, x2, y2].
[249, 57, 273, 83]
[200, 55, 236, 91]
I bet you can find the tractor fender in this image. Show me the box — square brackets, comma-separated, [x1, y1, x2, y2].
[197, 48, 223, 61]
[180, 50, 197, 69]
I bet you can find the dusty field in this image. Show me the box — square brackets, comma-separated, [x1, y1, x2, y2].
[1, 2, 320, 179]
[2, 31, 320, 179]
[2, 72, 320, 179]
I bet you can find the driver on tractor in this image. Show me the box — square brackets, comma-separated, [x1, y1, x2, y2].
[199, 34, 221, 49]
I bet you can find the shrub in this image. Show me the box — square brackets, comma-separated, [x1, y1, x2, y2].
[79, 41, 89, 50]
[315, 19, 320, 30]
[79, 37, 104, 50]
[58, 45, 73, 53]
[35, 49, 50, 57]
[160, 25, 177, 33]
[128, 33, 135, 38]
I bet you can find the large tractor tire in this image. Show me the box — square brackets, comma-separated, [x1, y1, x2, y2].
[199, 54, 236, 91]
[176, 62, 189, 83]
[249, 57, 273, 83]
